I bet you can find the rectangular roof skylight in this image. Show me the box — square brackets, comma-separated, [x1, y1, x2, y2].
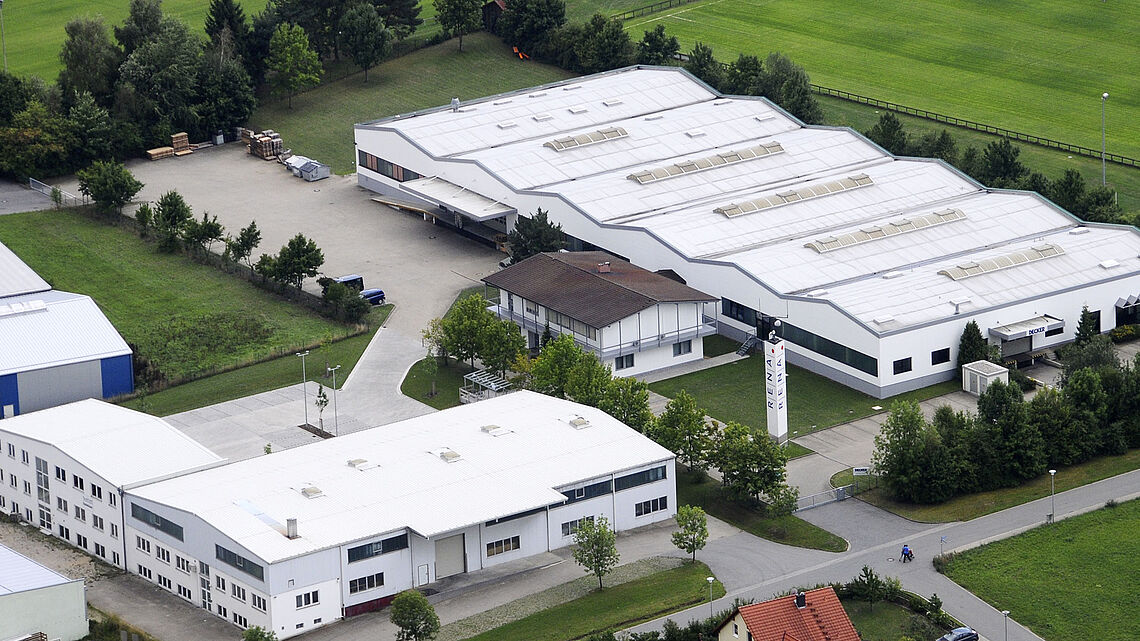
[544, 127, 629, 152]
[804, 208, 966, 253]
[627, 141, 784, 184]
[938, 243, 1065, 280]
[715, 173, 874, 218]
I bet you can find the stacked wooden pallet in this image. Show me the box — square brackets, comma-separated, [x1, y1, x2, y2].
[146, 147, 174, 161]
[171, 132, 192, 156]
[249, 130, 284, 160]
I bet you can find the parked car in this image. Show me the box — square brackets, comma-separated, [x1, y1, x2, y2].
[360, 288, 386, 305]
[937, 628, 978, 641]
[320, 274, 365, 295]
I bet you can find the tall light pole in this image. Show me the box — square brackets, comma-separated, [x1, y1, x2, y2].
[327, 365, 341, 436]
[1002, 610, 1010, 641]
[706, 576, 715, 617]
[1102, 92, 1109, 186]
[1049, 469, 1057, 523]
[0, 0, 8, 73]
[296, 351, 310, 427]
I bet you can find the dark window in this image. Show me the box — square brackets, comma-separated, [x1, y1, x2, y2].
[615, 354, 634, 370]
[215, 545, 264, 581]
[635, 496, 668, 517]
[1045, 326, 1064, 337]
[893, 358, 912, 375]
[1089, 310, 1102, 333]
[348, 572, 384, 594]
[485, 506, 546, 527]
[357, 151, 422, 182]
[721, 298, 757, 326]
[615, 465, 667, 492]
[931, 348, 951, 365]
[780, 322, 878, 376]
[347, 533, 410, 563]
[486, 535, 520, 557]
[561, 479, 612, 504]
[131, 504, 185, 541]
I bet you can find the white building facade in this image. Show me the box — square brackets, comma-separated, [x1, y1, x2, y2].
[0, 545, 88, 641]
[354, 67, 1140, 398]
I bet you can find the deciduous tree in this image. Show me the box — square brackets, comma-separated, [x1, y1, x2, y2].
[722, 54, 763, 95]
[528, 333, 584, 397]
[378, 0, 425, 39]
[434, 0, 482, 51]
[153, 190, 194, 252]
[340, 4, 392, 82]
[115, 0, 164, 57]
[683, 42, 722, 91]
[226, 220, 262, 268]
[636, 24, 679, 65]
[478, 317, 526, 376]
[654, 391, 713, 473]
[575, 14, 633, 73]
[183, 211, 225, 253]
[571, 515, 619, 590]
[671, 505, 708, 562]
[196, 36, 257, 137]
[713, 421, 788, 503]
[599, 375, 654, 433]
[76, 161, 143, 215]
[498, 0, 566, 56]
[267, 23, 322, 108]
[565, 353, 612, 407]
[440, 294, 496, 368]
[758, 52, 822, 124]
[272, 233, 325, 288]
[390, 589, 440, 641]
[59, 17, 122, 108]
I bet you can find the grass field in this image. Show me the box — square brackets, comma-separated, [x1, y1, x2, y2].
[253, 32, 574, 173]
[842, 598, 937, 641]
[649, 356, 960, 438]
[122, 305, 391, 416]
[629, 0, 1140, 160]
[832, 448, 1140, 523]
[464, 561, 724, 641]
[818, 96, 1140, 219]
[678, 468, 846, 552]
[942, 499, 1140, 641]
[0, 209, 350, 382]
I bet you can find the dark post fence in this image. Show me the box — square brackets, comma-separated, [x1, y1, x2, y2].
[612, 0, 705, 21]
[811, 84, 1138, 168]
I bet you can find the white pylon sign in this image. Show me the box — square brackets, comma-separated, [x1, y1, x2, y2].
[764, 337, 788, 442]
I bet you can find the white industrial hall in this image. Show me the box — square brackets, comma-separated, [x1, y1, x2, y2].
[354, 66, 1140, 398]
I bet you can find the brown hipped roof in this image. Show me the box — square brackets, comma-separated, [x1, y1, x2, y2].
[482, 251, 715, 329]
[730, 587, 860, 641]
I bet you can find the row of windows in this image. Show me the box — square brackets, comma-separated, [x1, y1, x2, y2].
[487, 535, 521, 557]
[615, 465, 667, 492]
[561, 516, 593, 537]
[722, 298, 757, 326]
[485, 506, 546, 528]
[0, 448, 113, 504]
[547, 309, 599, 341]
[347, 533, 410, 563]
[131, 503, 185, 541]
[635, 496, 668, 517]
[216, 544, 265, 581]
[296, 590, 320, 608]
[357, 151, 423, 182]
[562, 479, 612, 504]
[780, 322, 878, 376]
[349, 572, 385, 594]
[672, 340, 692, 357]
[615, 353, 634, 370]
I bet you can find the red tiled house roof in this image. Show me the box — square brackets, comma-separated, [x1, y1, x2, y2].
[734, 587, 860, 641]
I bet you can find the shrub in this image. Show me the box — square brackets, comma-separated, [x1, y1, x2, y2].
[1110, 324, 1139, 343]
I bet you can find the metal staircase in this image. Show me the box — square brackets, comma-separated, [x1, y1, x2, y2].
[736, 333, 759, 356]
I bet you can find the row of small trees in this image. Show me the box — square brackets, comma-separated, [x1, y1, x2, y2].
[865, 112, 1126, 225]
[875, 324, 1140, 504]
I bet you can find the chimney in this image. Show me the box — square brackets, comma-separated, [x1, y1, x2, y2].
[597, 262, 611, 273]
[286, 518, 299, 539]
[451, 97, 460, 112]
[795, 591, 806, 609]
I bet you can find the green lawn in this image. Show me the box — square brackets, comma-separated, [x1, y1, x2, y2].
[842, 597, 936, 641]
[650, 355, 960, 438]
[701, 334, 739, 358]
[834, 448, 1140, 523]
[677, 469, 846, 552]
[121, 305, 391, 416]
[252, 32, 574, 173]
[942, 499, 1140, 641]
[400, 357, 473, 410]
[0, 209, 350, 382]
[465, 561, 725, 641]
[818, 96, 1140, 220]
[629, 0, 1140, 159]
[3, 0, 269, 81]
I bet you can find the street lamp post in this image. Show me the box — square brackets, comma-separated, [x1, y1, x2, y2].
[1049, 469, 1057, 523]
[706, 576, 715, 617]
[1002, 610, 1010, 641]
[296, 351, 310, 427]
[1102, 92, 1109, 186]
[0, 0, 8, 73]
[328, 365, 341, 436]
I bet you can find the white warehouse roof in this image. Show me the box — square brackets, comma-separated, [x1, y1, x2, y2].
[358, 66, 1140, 333]
[0, 290, 132, 376]
[0, 241, 50, 300]
[0, 399, 224, 487]
[130, 391, 675, 563]
[0, 544, 76, 595]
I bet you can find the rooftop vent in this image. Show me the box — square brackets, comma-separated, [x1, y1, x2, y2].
[0, 299, 47, 317]
[873, 315, 895, 325]
[881, 271, 905, 279]
[685, 129, 706, 138]
[568, 105, 588, 114]
[603, 99, 623, 107]
[439, 449, 462, 463]
[493, 98, 513, 105]
[529, 91, 548, 98]
[713, 99, 732, 106]
[347, 458, 379, 471]
[497, 121, 518, 129]
[480, 424, 513, 437]
[715, 173, 872, 218]
[755, 114, 777, 122]
[795, 592, 806, 609]
[300, 486, 323, 499]
[544, 127, 628, 152]
[450, 97, 460, 112]
[1069, 227, 1090, 235]
[533, 113, 553, 122]
[1100, 259, 1120, 269]
[950, 296, 972, 314]
[597, 262, 611, 273]
[644, 114, 664, 121]
[286, 518, 299, 539]
[568, 416, 591, 430]
[562, 84, 582, 91]
[628, 141, 784, 185]
[807, 289, 829, 297]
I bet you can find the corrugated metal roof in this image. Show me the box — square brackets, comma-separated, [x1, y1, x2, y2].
[0, 290, 131, 376]
[130, 391, 675, 563]
[0, 241, 50, 300]
[0, 544, 76, 595]
[0, 399, 223, 487]
[483, 251, 715, 328]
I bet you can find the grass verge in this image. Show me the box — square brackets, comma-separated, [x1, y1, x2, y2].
[650, 356, 959, 438]
[842, 597, 930, 641]
[677, 469, 846, 552]
[121, 306, 391, 416]
[464, 561, 724, 641]
[832, 447, 1140, 522]
[252, 32, 574, 173]
[942, 499, 1140, 641]
[701, 334, 740, 358]
[400, 358, 473, 411]
[0, 209, 351, 381]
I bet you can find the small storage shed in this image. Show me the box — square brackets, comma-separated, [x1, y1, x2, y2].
[962, 359, 1008, 396]
[284, 155, 311, 176]
[460, 369, 512, 404]
[300, 160, 331, 182]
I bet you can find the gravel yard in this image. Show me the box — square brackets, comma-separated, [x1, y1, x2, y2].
[0, 517, 119, 586]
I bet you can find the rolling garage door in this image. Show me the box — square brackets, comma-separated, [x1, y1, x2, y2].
[435, 534, 466, 579]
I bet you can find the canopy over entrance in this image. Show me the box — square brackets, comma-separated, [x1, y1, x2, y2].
[401, 176, 515, 221]
[988, 315, 1063, 341]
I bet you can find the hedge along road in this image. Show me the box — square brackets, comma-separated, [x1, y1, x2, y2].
[628, 0, 1140, 160]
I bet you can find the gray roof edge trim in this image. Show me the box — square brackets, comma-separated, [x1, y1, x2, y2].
[877, 270, 1140, 338]
[991, 187, 1140, 238]
[0, 345, 134, 378]
[354, 65, 711, 128]
[122, 457, 233, 492]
